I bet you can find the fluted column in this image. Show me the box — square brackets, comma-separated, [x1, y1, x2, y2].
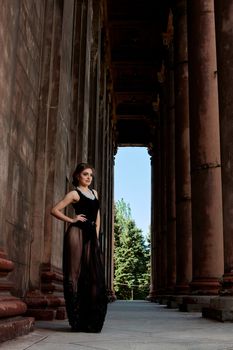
[174, 0, 192, 294]
[148, 147, 158, 301]
[166, 46, 176, 293]
[160, 98, 168, 294]
[155, 125, 163, 294]
[105, 92, 112, 296]
[188, 0, 224, 294]
[107, 142, 116, 301]
[88, 0, 101, 166]
[76, 0, 92, 163]
[215, 0, 233, 294]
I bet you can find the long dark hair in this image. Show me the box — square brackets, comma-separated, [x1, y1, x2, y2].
[72, 163, 94, 187]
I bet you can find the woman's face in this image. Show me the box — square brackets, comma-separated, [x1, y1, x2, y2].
[78, 168, 93, 187]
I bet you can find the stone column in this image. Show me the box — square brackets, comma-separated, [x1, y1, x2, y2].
[88, 0, 101, 166]
[93, 32, 101, 175]
[0, 1, 35, 339]
[71, 0, 85, 167]
[154, 126, 163, 295]
[106, 123, 116, 301]
[100, 68, 107, 269]
[159, 106, 168, 294]
[105, 91, 111, 292]
[76, 0, 92, 163]
[88, 0, 108, 177]
[166, 47, 176, 293]
[26, 0, 68, 320]
[174, 0, 192, 294]
[0, 250, 34, 341]
[214, 0, 233, 295]
[187, 0, 224, 294]
[148, 146, 158, 301]
[109, 147, 115, 301]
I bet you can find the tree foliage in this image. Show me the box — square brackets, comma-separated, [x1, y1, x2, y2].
[114, 199, 150, 300]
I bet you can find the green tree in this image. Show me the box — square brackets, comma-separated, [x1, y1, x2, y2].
[114, 199, 150, 300]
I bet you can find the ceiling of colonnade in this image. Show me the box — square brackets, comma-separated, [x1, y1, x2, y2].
[106, 0, 170, 147]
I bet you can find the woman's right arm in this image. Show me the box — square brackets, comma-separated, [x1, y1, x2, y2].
[51, 191, 86, 224]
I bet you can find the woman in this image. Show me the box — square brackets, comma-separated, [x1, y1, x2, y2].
[51, 163, 107, 332]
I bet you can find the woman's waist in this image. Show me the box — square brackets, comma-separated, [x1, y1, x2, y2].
[74, 211, 97, 221]
[73, 217, 96, 230]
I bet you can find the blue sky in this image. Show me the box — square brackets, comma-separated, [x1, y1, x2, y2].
[114, 147, 151, 237]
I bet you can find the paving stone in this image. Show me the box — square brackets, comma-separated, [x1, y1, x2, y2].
[1, 301, 233, 350]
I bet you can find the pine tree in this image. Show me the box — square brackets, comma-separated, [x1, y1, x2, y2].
[114, 199, 150, 300]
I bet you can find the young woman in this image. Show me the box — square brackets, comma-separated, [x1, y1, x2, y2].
[51, 163, 107, 332]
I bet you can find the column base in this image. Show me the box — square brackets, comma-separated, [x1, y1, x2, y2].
[0, 316, 34, 343]
[146, 289, 157, 302]
[220, 273, 233, 295]
[107, 289, 117, 302]
[0, 249, 34, 342]
[24, 264, 67, 320]
[202, 296, 233, 322]
[167, 295, 186, 309]
[155, 288, 170, 305]
[174, 283, 191, 295]
[24, 290, 66, 320]
[165, 285, 176, 295]
[179, 295, 213, 312]
[0, 296, 27, 318]
[189, 278, 221, 295]
[157, 294, 172, 305]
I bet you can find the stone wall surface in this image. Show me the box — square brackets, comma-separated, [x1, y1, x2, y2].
[0, 0, 114, 330]
[0, 1, 20, 248]
[0, 0, 45, 297]
[51, 0, 75, 269]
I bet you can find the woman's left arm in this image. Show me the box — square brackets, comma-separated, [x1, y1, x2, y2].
[96, 210, 100, 238]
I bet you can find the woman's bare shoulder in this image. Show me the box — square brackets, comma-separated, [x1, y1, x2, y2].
[66, 190, 80, 202]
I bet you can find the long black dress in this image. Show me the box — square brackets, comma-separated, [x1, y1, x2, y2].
[63, 188, 107, 332]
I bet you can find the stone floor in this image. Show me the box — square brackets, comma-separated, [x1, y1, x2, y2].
[1, 300, 233, 350]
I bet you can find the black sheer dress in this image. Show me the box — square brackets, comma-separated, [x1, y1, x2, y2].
[63, 188, 108, 332]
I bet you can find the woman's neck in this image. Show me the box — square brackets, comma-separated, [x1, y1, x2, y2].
[77, 185, 89, 192]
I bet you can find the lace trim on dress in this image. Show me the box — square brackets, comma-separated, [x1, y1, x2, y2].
[76, 187, 95, 200]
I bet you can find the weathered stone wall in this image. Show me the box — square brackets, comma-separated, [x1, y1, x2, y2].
[51, 0, 76, 269]
[0, 2, 19, 249]
[0, 0, 45, 297]
[29, 0, 64, 291]
[0, 0, 114, 311]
